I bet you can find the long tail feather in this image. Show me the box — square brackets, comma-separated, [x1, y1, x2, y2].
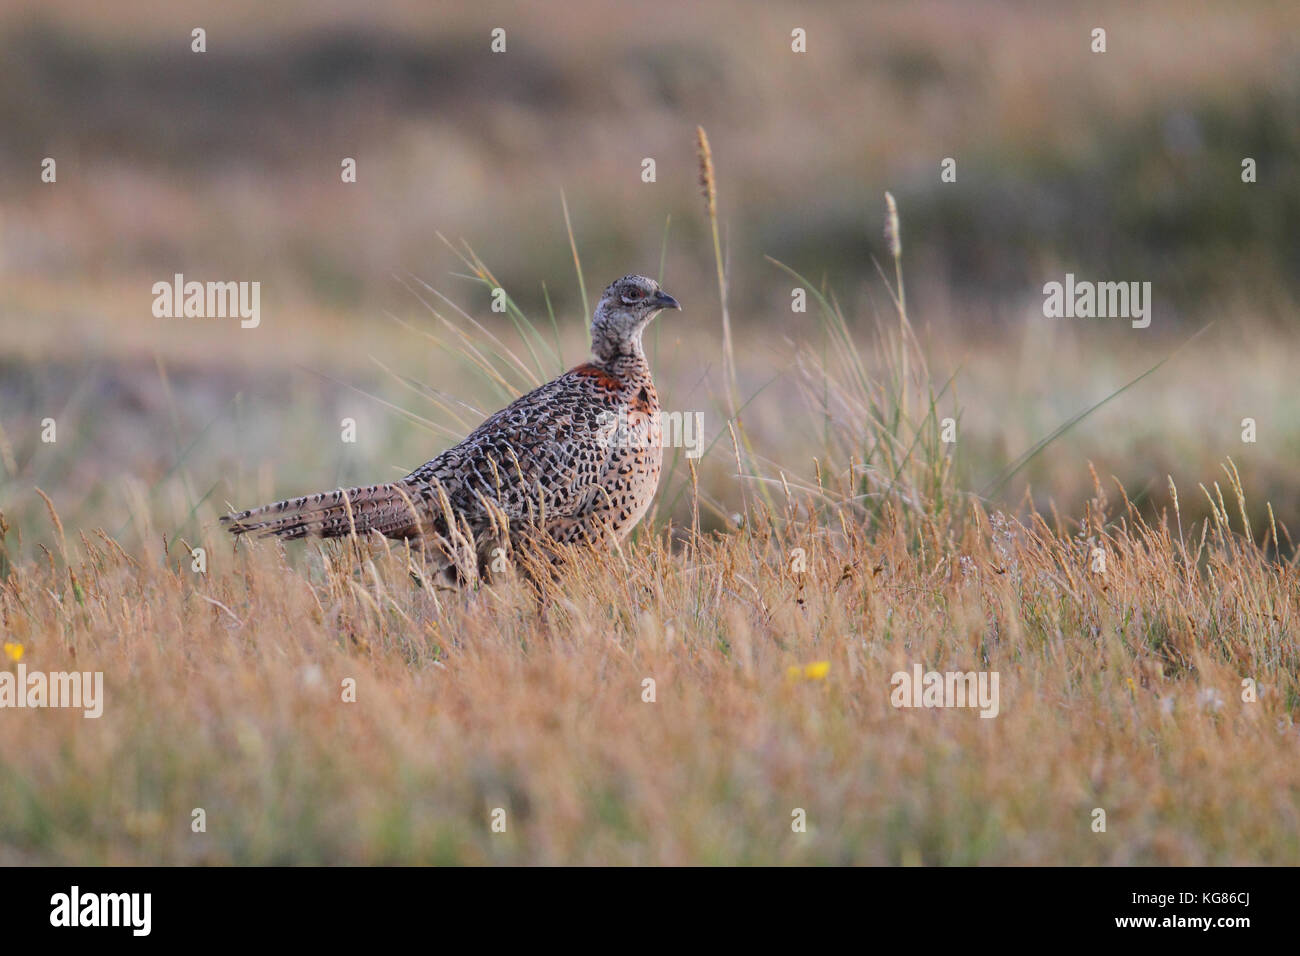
[221, 482, 426, 541]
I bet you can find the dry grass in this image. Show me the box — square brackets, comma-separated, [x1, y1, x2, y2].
[0, 453, 1296, 864]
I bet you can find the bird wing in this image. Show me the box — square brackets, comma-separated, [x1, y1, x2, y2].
[403, 373, 615, 525]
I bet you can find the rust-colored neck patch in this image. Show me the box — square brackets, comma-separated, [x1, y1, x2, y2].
[572, 362, 624, 391]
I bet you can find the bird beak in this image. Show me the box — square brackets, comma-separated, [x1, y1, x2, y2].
[653, 290, 681, 311]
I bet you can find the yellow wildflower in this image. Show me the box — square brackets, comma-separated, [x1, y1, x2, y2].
[787, 661, 830, 681]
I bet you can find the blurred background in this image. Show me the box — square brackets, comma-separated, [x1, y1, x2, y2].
[1, 0, 1297, 554]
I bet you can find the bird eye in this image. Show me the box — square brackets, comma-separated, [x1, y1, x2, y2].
[621, 288, 645, 303]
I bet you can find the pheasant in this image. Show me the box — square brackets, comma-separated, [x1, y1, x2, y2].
[222, 275, 681, 582]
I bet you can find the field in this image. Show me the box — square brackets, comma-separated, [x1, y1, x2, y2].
[1, 0, 1298, 864]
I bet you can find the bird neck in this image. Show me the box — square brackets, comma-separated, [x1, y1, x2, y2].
[592, 328, 650, 377]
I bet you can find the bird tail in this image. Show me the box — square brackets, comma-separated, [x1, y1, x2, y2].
[221, 482, 426, 542]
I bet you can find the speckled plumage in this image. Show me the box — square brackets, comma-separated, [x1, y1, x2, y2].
[222, 275, 680, 580]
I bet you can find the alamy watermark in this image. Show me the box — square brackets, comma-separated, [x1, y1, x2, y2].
[890, 664, 999, 718]
[1042, 273, 1151, 328]
[598, 407, 704, 459]
[152, 274, 260, 328]
[50, 886, 150, 936]
[0, 665, 103, 718]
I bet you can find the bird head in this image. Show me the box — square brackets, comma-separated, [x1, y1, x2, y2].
[590, 274, 681, 362]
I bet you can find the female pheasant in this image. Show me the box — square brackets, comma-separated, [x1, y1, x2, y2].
[222, 275, 681, 580]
